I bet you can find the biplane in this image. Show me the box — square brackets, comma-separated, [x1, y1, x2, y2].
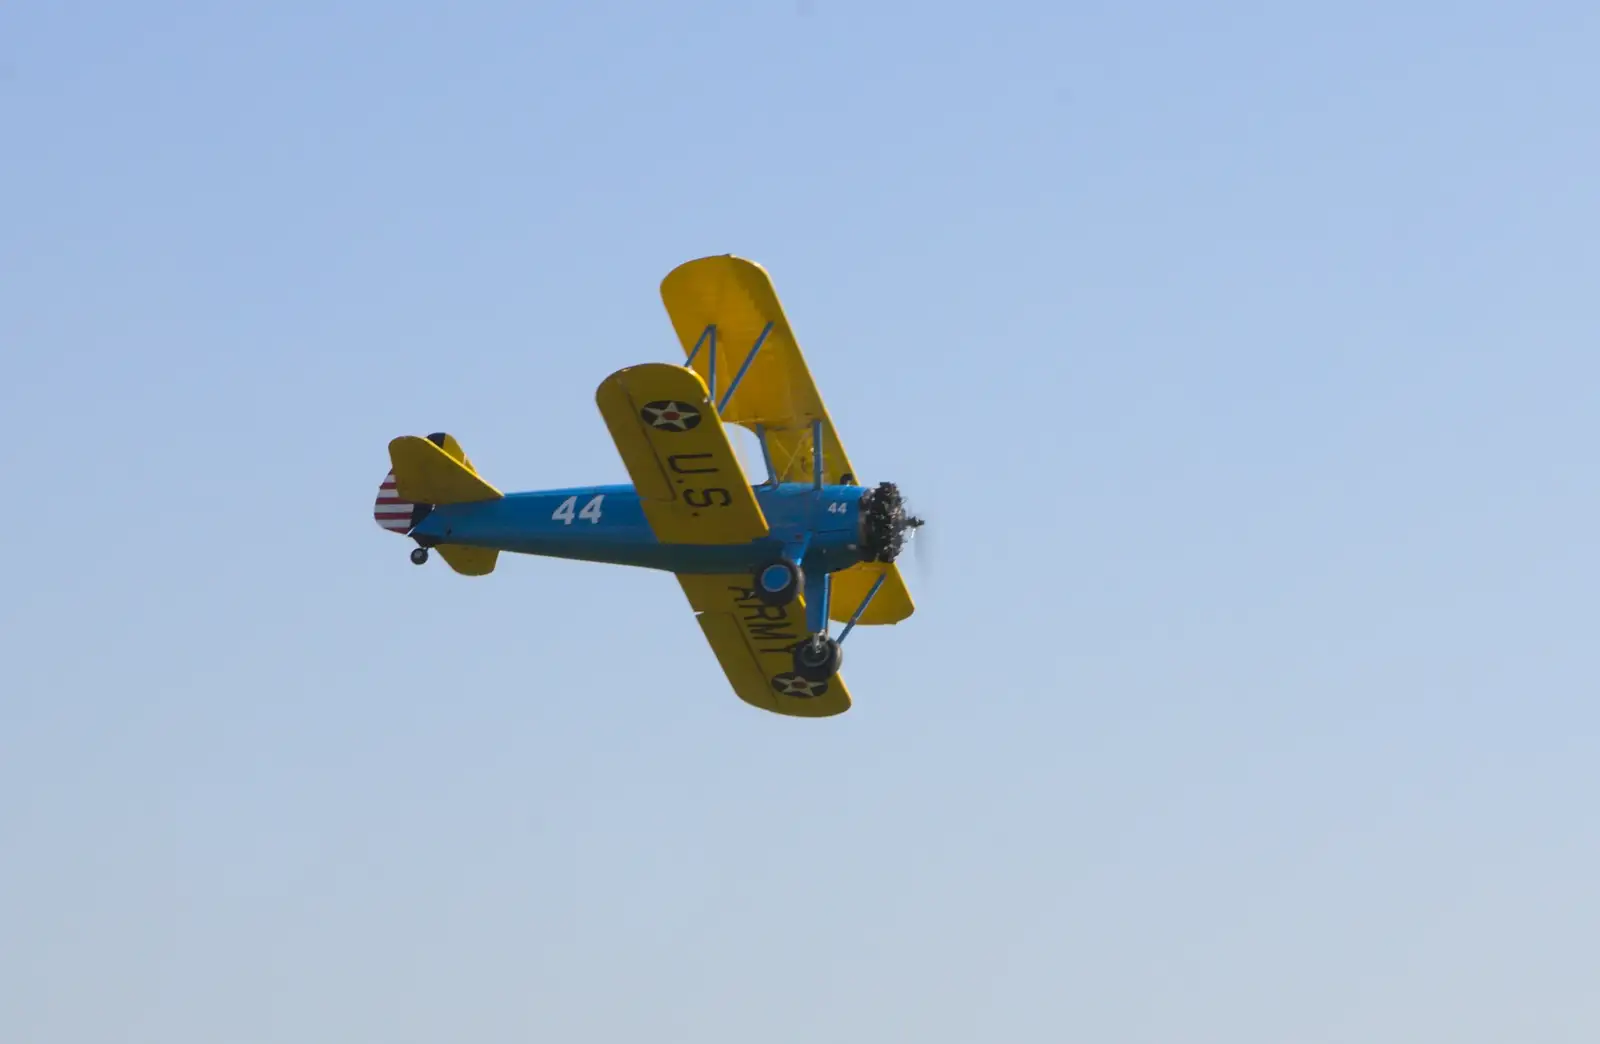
[372, 256, 922, 717]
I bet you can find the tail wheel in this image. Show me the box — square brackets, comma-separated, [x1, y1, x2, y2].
[410, 547, 429, 565]
[793, 635, 843, 682]
[755, 560, 802, 606]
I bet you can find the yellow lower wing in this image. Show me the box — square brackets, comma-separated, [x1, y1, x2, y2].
[678, 574, 851, 717]
[831, 562, 914, 627]
[595, 362, 769, 544]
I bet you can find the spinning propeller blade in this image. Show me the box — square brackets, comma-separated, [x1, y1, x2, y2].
[904, 501, 930, 580]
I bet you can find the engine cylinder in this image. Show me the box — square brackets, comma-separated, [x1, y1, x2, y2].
[858, 481, 923, 563]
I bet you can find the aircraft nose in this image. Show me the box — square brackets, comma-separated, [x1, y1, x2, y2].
[858, 480, 919, 563]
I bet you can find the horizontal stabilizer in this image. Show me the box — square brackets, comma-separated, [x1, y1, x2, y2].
[435, 544, 499, 576]
[388, 435, 503, 506]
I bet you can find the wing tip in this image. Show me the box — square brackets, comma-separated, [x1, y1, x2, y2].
[660, 254, 771, 295]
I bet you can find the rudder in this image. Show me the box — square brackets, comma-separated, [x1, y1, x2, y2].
[374, 470, 426, 534]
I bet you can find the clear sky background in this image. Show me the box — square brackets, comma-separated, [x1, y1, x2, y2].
[3, 2, 1597, 1041]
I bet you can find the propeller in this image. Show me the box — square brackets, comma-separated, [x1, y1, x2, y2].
[857, 478, 932, 590]
[902, 500, 931, 580]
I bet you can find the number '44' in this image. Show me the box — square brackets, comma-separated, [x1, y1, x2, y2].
[552, 494, 604, 524]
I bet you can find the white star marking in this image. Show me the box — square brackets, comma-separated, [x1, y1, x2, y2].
[641, 401, 699, 431]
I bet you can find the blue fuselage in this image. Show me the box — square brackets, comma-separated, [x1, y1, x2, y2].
[409, 481, 869, 575]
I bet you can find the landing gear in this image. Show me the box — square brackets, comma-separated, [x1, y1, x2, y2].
[410, 547, 429, 565]
[754, 559, 802, 606]
[793, 634, 843, 682]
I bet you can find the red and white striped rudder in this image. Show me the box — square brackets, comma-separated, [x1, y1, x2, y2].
[373, 470, 420, 534]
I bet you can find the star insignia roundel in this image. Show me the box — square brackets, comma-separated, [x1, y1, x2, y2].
[771, 673, 829, 699]
[640, 400, 702, 432]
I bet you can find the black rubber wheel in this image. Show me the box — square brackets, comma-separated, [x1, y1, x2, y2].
[792, 635, 843, 682]
[410, 547, 429, 565]
[754, 560, 802, 606]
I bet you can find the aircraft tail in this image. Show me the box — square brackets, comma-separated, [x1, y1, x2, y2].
[373, 432, 503, 576]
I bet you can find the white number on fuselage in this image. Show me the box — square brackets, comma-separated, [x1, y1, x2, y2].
[553, 494, 604, 525]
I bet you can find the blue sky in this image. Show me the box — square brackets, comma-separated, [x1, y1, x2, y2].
[3, 1, 1597, 1040]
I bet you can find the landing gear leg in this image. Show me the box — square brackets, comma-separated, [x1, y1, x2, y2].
[792, 568, 843, 682]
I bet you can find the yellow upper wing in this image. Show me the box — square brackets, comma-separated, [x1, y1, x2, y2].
[660, 255, 856, 485]
[595, 362, 769, 544]
[659, 256, 913, 625]
[678, 574, 851, 717]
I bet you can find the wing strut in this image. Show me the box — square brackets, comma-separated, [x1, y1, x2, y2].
[718, 321, 773, 413]
[706, 326, 718, 401]
[812, 418, 825, 489]
[684, 324, 714, 369]
[754, 423, 778, 486]
[837, 571, 888, 645]
[683, 321, 775, 416]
